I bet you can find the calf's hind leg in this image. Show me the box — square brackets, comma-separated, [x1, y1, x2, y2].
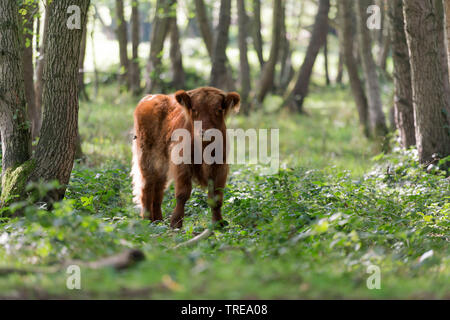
[170, 172, 192, 229]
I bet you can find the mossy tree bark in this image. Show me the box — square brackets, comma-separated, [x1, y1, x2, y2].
[0, 0, 32, 175]
[403, 0, 450, 164]
[1, 0, 90, 206]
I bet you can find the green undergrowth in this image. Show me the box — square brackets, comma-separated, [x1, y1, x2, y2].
[0, 86, 448, 299]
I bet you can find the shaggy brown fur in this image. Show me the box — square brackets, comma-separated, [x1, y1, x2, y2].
[132, 87, 240, 228]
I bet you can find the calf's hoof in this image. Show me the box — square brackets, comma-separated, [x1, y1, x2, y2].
[213, 219, 229, 230]
[170, 217, 183, 229]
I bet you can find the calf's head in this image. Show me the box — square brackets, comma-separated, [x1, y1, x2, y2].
[175, 87, 240, 134]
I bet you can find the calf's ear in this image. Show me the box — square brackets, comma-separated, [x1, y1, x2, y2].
[223, 92, 241, 115]
[175, 90, 192, 109]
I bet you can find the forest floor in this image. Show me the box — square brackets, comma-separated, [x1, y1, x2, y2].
[0, 85, 449, 299]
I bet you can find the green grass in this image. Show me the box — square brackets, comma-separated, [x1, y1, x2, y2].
[0, 84, 449, 299]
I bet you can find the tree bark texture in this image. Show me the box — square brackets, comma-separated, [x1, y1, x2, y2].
[30, 0, 90, 198]
[387, 0, 416, 148]
[0, 0, 31, 173]
[355, 0, 387, 137]
[403, 0, 450, 163]
[337, 0, 370, 136]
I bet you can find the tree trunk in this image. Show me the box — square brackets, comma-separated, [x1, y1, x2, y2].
[403, 0, 450, 164]
[252, 0, 265, 67]
[323, 33, 330, 86]
[145, 0, 173, 93]
[282, 0, 330, 112]
[335, 48, 344, 84]
[210, 0, 232, 89]
[277, 0, 294, 94]
[21, 1, 39, 141]
[445, 0, 450, 76]
[355, 0, 387, 138]
[0, 0, 31, 177]
[337, 0, 370, 137]
[194, 0, 234, 91]
[387, 0, 415, 148]
[115, 0, 129, 87]
[237, 0, 251, 112]
[130, 0, 141, 95]
[255, 0, 283, 103]
[34, 0, 49, 139]
[78, 16, 89, 101]
[169, 14, 185, 89]
[194, 0, 214, 56]
[377, 0, 390, 71]
[30, 0, 90, 194]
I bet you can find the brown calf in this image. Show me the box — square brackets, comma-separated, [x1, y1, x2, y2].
[131, 87, 240, 228]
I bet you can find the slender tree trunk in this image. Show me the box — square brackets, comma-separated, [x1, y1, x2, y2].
[31, 0, 90, 200]
[0, 0, 31, 175]
[387, 0, 415, 148]
[1, 0, 90, 206]
[282, 0, 330, 112]
[255, 0, 283, 103]
[115, 0, 129, 87]
[21, 1, 39, 140]
[169, 14, 185, 89]
[145, 0, 173, 93]
[210, 0, 232, 89]
[355, 0, 387, 138]
[194, 0, 234, 91]
[252, 0, 265, 67]
[194, 0, 214, 56]
[237, 0, 251, 113]
[377, 0, 390, 71]
[34, 1, 49, 138]
[323, 33, 330, 86]
[78, 16, 89, 101]
[277, 0, 294, 94]
[403, 0, 450, 164]
[445, 0, 450, 76]
[337, 0, 370, 137]
[335, 48, 344, 84]
[130, 0, 141, 95]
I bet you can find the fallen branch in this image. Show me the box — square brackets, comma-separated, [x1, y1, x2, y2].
[173, 229, 213, 249]
[0, 249, 145, 276]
